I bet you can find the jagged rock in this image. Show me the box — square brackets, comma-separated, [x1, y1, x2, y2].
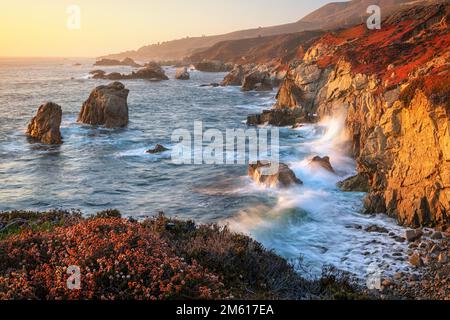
[221, 65, 246, 86]
[310, 156, 335, 173]
[78, 82, 129, 128]
[242, 70, 273, 91]
[195, 60, 232, 72]
[338, 174, 369, 192]
[405, 229, 423, 242]
[265, 3, 450, 228]
[26, 102, 63, 145]
[175, 67, 190, 80]
[146, 144, 169, 154]
[248, 161, 302, 188]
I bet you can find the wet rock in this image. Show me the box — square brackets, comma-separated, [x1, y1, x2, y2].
[247, 108, 304, 127]
[248, 161, 302, 188]
[431, 231, 443, 240]
[310, 156, 335, 173]
[409, 253, 423, 268]
[26, 102, 63, 145]
[175, 67, 190, 80]
[394, 272, 404, 280]
[78, 82, 129, 128]
[405, 229, 423, 242]
[200, 83, 220, 87]
[146, 144, 169, 154]
[90, 70, 106, 79]
[438, 253, 448, 264]
[365, 225, 389, 234]
[337, 174, 369, 192]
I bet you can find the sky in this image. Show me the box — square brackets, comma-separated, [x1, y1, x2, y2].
[0, 0, 343, 58]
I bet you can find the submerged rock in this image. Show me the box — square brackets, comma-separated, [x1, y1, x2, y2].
[146, 144, 169, 154]
[26, 102, 63, 145]
[175, 67, 190, 80]
[200, 83, 220, 88]
[338, 174, 369, 192]
[78, 82, 129, 128]
[310, 156, 335, 173]
[248, 161, 302, 188]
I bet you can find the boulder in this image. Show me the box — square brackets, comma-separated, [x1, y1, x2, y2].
[175, 67, 190, 80]
[338, 174, 369, 192]
[248, 161, 302, 188]
[146, 144, 169, 154]
[128, 65, 168, 80]
[26, 102, 63, 145]
[405, 229, 423, 242]
[90, 70, 106, 79]
[310, 156, 335, 173]
[409, 253, 423, 267]
[78, 82, 129, 128]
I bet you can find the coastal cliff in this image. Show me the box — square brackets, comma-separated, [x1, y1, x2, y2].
[258, 3, 450, 228]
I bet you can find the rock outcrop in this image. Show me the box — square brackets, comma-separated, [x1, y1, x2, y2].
[26, 102, 63, 145]
[78, 82, 130, 128]
[264, 3, 450, 228]
[175, 67, 190, 80]
[94, 58, 141, 68]
[90, 63, 168, 81]
[310, 156, 335, 173]
[248, 161, 302, 188]
[194, 60, 232, 72]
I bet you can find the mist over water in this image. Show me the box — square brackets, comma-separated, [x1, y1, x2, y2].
[0, 58, 411, 280]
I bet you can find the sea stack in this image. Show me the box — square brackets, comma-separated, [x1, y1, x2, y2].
[78, 82, 129, 128]
[26, 102, 63, 145]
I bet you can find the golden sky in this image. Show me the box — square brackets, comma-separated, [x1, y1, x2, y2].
[0, 0, 337, 57]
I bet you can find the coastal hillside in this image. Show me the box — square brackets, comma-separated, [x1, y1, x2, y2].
[101, 0, 430, 61]
[252, 3, 449, 228]
[188, 31, 324, 65]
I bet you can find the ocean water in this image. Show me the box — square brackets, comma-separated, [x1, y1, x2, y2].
[0, 58, 412, 280]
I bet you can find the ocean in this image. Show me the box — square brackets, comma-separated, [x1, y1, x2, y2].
[0, 58, 413, 279]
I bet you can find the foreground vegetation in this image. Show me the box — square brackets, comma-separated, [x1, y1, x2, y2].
[0, 210, 366, 300]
